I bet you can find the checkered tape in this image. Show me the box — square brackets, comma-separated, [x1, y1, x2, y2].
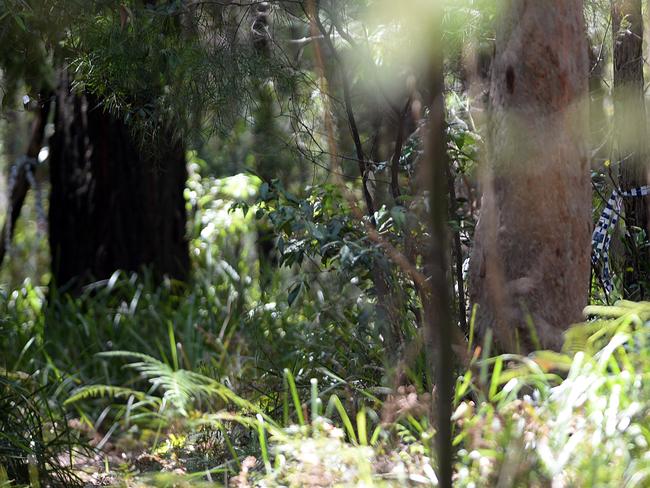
[592, 185, 650, 292]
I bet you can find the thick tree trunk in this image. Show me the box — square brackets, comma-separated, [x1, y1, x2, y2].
[468, 1, 590, 352]
[48, 74, 189, 291]
[612, 0, 649, 299]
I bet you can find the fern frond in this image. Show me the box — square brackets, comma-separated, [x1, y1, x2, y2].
[94, 350, 275, 420]
[64, 385, 149, 405]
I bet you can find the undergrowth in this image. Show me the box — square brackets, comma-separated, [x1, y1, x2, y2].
[3, 281, 650, 486]
[1, 168, 649, 486]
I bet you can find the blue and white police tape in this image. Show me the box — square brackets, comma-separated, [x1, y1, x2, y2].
[592, 185, 650, 292]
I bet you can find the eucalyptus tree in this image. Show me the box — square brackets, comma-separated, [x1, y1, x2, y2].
[468, 0, 591, 352]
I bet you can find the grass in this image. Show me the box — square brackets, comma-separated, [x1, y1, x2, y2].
[4, 280, 650, 486]
[0, 374, 89, 487]
[1, 170, 649, 486]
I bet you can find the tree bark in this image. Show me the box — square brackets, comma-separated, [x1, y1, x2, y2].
[468, 0, 591, 352]
[48, 73, 189, 291]
[427, 33, 454, 488]
[0, 95, 51, 268]
[612, 0, 649, 299]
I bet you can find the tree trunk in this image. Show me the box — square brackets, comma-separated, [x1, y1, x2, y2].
[48, 73, 189, 291]
[588, 33, 608, 166]
[468, 0, 590, 352]
[0, 95, 50, 268]
[426, 17, 453, 487]
[612, 0, 649, 299]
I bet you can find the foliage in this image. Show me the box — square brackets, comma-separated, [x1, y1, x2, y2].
[2, 0, 650, 487]
[452, 303, 650, 486]
[13, 292, 648, 487]
[0, 374, 86, 486]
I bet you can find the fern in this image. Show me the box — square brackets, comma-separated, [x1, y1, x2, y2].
[565, 300, 650, 355]
[92, 350, 270, 419]
[64, 385, 149, 405]
[95, 351, 207, 416]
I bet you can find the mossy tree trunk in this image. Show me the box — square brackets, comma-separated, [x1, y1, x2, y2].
[48, 73, 189, 291]
[468, 0, 591, 352]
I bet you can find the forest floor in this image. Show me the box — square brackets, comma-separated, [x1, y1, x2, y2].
[15, 300, 645, 487]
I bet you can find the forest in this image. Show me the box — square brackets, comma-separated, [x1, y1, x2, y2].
[0, 0, 649, 486]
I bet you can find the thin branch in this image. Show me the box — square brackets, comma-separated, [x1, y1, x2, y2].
[447, 162, 468, 335]
[390, 99, 410, 202]
[310, 2, 376, 222]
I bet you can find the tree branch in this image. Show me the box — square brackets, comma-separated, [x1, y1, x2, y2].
[390, 99, 411, 202]
[311, 3, 376, 222]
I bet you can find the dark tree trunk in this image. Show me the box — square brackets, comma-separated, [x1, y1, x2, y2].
[48, 74, 189, 290]
[426, 19, 453, 488]
[612, 0, 649, 299]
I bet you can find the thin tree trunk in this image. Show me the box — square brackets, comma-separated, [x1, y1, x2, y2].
[48, 72, 189, 291]
[308, 2, 409, 356]
[427, 68, 454, 488]
[447, 163, 468, 335]
[423, 7, 454, 488]
[0, 95, 51, 268]
[588, 30, 608, 166]
[612, 0, 649, 299]
[468, 0, 590, 352]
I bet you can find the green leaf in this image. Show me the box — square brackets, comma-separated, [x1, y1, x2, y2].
[12, 14, 26, 31]
[287, 282, 302, 306]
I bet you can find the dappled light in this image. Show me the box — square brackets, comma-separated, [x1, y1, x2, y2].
[1, 1, 650, 487]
